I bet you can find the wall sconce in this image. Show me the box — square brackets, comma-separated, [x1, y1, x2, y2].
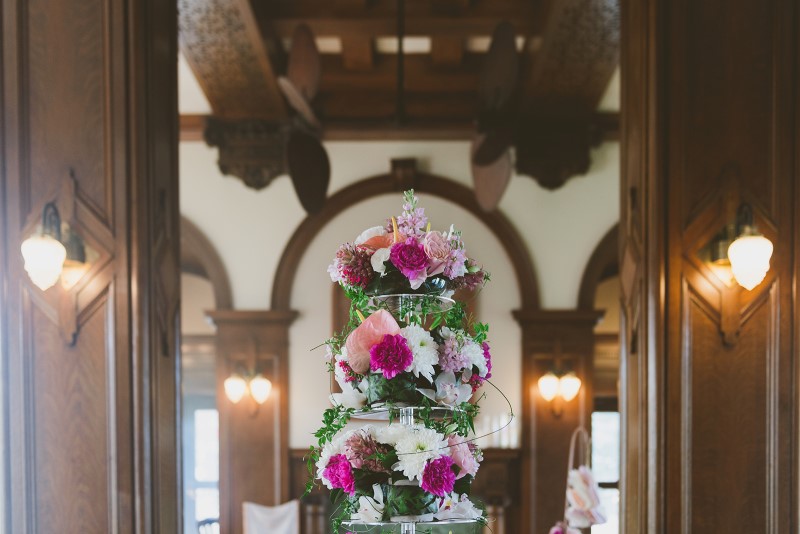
[710, 204, 773, 291]
[224, 372, 273, 409]
[20, 202, 89, 291]
[538, 371, 582, 416]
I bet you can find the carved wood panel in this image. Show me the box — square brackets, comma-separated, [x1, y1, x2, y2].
[621, 0, 799, 532]
[1, 0, 180, 531]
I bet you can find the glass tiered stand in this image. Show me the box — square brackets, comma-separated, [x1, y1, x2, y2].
[328, 294, 485, 534]
[340, 408, 482, 534]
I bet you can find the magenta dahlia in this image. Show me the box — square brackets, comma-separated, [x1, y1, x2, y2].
[420, 456, 456, 497]
[369, 334, 413, 379]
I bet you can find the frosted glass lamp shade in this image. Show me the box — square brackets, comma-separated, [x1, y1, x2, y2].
[21, 234, 67, 290]
[727, 234, 773, 290]
[249, 375, 272, 404]
[558, 373, 582, 402]
[224, 375, 248, 404]
[538, 372, 560, 402]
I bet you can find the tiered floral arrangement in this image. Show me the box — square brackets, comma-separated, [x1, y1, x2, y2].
[307, 191, 493, 533]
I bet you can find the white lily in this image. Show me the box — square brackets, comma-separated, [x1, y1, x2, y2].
[351, 484, 385, 522]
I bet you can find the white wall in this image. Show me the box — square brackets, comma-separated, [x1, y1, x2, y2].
[180, 139, 620, 448]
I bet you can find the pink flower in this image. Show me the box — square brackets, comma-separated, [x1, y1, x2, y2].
[345, 430, 391, 473]
[345, 310, 401, 374]
[447, 436, 480, 479]
[370, 334, 413, 379]
[323, 454, 355, 496]
[481, 342, 492, 379]
[390, 238, 429, 288]
[423, 231, 449, 276]
[420, 456, 456, 497]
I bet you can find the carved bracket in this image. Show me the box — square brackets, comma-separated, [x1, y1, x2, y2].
[514, 117, 606, 190]
[204, 116, 290, 190]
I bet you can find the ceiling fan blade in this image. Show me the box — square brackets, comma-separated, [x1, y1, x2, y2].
[471, 134, 512, 212]
[478, 21, 519, 111]
[287, 24, 321, 102]
[287, 130, 330, 214]
[278, 76, 321, 129]
[472, 128, 514, 167]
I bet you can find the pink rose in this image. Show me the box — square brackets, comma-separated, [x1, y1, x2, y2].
[423, 231, 450, 276]
[447, 435, 480, 479]
[345, 310, 400, 374]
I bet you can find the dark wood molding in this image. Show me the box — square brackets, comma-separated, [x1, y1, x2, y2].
[207, 310, 299, 534]
[181, 215, 234, 309]
[578, 224, 619, 309]
[180, 112, 620, 142]
[1, 0, 181, 530]
[270, 158, 541, 311]
[621, 0, 799, 531]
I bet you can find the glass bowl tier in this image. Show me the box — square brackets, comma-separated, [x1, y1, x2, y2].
[366, 294, 455, 322]
[341, 519, 483, 534]
[351, 405, 466, 424]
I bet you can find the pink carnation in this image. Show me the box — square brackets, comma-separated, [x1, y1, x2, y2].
[390, 238, 429, 286]
[323, 454, 355, 496]
[420, 456, 456, 497]
[447, 436, 480, 479]
[370, 334, 413, 379]
[345, 310, 401, 374]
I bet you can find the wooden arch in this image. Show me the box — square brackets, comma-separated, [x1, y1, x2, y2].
[577, 224, 619, 310]
[270, 159, 540, 311]
[181, 216, 234, 309]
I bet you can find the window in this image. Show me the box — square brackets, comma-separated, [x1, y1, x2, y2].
[591, 399, 619, 534]
[183, 399, 220, 533]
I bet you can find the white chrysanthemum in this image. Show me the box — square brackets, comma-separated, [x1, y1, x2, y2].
[376, 423, 408, 446]
[316, 430, 350, 489]
[392, 426, 447, 480]
[400, 324, 438, 382]
[463, 339, 487, 377]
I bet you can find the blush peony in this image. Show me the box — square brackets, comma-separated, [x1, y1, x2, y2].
[345, 310, 401, 374]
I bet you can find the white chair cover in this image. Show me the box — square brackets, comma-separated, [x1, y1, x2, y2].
[242, 500, 300, 534]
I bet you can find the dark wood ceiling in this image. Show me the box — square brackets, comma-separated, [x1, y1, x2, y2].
[179, 0, 620, 138]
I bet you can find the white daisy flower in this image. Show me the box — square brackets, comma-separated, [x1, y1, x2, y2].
[376, 423, 408, 446]
[400, 324, 438, 382]
[392, 426, 447, 480]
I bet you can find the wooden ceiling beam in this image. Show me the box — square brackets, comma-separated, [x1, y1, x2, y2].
[341, 36, 375, 70]
[318, 53, 480, 92]
[269, 16, 536, 38]
[178, 0, 288, 120]
[431, 37, 464, 66]
[519, 0, 620, 113]
[180, 113, 619, 142]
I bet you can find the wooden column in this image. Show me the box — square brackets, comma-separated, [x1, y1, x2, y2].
[208, 310, 298, 534]
[513, 310, 603, 533]
[621, 0, 800, 531]
[0, 0, 179, 532]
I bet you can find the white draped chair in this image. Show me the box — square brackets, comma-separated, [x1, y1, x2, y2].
[242, 500, 300, 534]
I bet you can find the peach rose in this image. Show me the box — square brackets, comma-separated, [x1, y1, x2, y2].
[344, 310, 401, 373]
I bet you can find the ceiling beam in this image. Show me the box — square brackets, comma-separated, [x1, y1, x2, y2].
[178, 0, 288, 120]
[520, 0, 620, 113]
[179, 112, 619, 142]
